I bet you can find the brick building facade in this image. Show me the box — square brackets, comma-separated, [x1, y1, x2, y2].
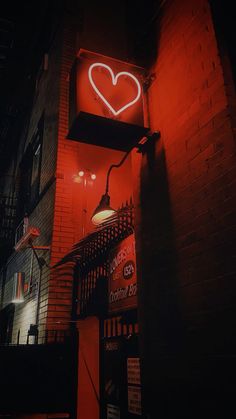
[0, 1, 236, 418]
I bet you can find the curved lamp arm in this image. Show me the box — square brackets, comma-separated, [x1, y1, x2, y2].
[105, 148, 132, 194]
[105, 131, 160, 194]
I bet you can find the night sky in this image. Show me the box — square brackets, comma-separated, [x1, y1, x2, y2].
[0, 1, 56, 174]
[0, 1, 55, 98]
[1, 0, 236, 176]
[0, 0, 157, 175]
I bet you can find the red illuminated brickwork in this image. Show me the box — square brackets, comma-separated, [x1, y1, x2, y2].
[47, 18, 78, 330]
[132, 0, 236, 416]
[1, 1, 236, 417]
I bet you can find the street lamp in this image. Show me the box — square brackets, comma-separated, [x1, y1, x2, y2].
[91, 132, 160, 225]
[91, 192, 115, 225]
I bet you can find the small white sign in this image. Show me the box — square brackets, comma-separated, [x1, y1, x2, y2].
[107, 403, 120, 419]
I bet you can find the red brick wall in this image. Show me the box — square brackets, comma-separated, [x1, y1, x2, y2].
[132, 0, 236, 417]
[47, 15, 134, 330]
[47, 16, 77, 330]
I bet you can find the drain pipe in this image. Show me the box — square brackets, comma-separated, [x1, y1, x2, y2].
[28, 242, 50, 342]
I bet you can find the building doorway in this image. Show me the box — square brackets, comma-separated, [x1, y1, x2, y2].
[0, 303, 15, 344]
[101, 312, 141, 419]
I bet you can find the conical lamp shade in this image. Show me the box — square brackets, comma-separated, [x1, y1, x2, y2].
[91, 193, 116, 225]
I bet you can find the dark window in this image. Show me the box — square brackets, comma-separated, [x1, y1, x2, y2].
[30, 129, 43, 206]
[16, 114, 44, 221]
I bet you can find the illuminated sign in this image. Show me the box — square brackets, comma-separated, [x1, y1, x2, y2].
[88, 63, 142, 117]
[68, 50, 149, 151]
[108, 234, 137, 313]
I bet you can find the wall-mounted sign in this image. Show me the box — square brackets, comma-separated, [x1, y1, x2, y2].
[127, 358, 141, 385]
[108, 234, 137, 313]
[127, 357, 142, 415]
[68, 50, 149, 151]
[127, 386, 142, 415]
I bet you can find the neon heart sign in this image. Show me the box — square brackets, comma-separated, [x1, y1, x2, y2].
[88, 63, 142, 117]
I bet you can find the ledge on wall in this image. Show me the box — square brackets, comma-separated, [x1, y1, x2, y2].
[67, 111, 149, 151]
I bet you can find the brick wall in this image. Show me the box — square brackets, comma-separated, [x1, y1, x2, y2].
[0, 9, 135, 338]
[132, 0, 236, 417]
[1, 182, 56, 344]
[47, 14, 134, 330]
[0, 26, 62, 343]
[1, 0, 235, 416]
[47, 16, 78, 331]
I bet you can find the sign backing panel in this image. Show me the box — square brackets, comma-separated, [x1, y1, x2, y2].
[68, 50, 149, 150]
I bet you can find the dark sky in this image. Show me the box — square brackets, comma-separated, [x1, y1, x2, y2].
[0, 1, 56, 173]
[0, 1, 55, 104]
[0, 0, 236, 175]
[1, 0, 236, 109]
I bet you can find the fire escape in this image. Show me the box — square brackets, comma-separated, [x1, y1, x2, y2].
[0, 194, 17, 264]
[0, 17, 15, 264]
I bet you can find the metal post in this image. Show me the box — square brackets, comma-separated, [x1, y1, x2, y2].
[17, 329, 20, 345]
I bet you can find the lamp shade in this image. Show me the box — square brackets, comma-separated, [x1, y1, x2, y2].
[91, 193, 116, 225]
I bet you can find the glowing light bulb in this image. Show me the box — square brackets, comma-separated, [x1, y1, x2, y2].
[78, 171, 84, 177]
[91, 173, 96, 180]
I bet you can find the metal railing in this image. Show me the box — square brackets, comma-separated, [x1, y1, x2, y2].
[0, 194, 17, 242]
[73, 201, 134, 318]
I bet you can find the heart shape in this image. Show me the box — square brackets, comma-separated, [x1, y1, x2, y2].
[88, 63, 141, 116]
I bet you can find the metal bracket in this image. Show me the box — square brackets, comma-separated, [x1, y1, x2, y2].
[142, 73, 156, 92]
[32, 246, 50, 251]
[136, 131, 161, 153]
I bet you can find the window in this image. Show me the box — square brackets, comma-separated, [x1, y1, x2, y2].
[16, 114, 44, 221]
[30, 130, 43, 206]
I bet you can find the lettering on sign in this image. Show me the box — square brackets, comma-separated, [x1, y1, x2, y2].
[127, 358, 141, 385]
[128, 386, 142, 415]
[110, 240, 135, 275]
[108, 235, 137, 313]
[109, 283, 137, 303]
[105, 341, 119, 351]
